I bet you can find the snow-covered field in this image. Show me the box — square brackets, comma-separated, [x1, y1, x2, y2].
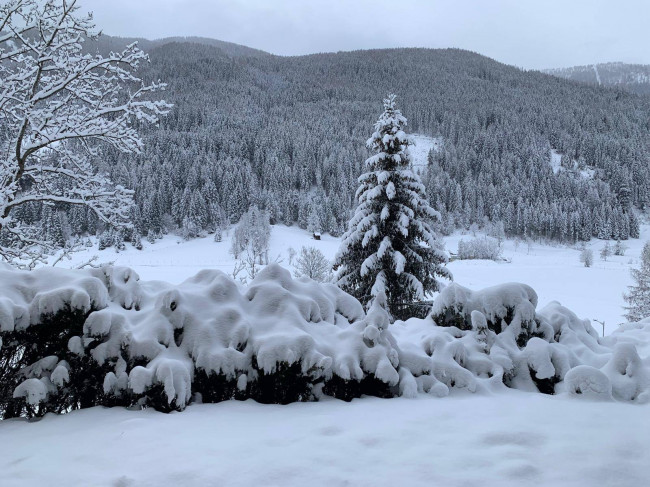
[410, 133, 442, 170]
[1, 222, 640, 487]
[1, 391, 647, 487]
[58, 223, 647, 336]
[3, 230, 649, 487]
[6, 135, 648, 487]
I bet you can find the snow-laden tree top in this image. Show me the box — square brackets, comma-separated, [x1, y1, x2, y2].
[365, 93, 411, 170]
[0, 0, 171, 266]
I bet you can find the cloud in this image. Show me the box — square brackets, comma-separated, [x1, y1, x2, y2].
[79, 0, 650, 69]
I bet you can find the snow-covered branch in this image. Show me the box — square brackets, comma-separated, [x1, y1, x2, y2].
[0, 0, 171, 266]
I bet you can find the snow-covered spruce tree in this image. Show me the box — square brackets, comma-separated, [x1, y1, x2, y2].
[623, 241, 650, 322]
[0, 0, 170, 266]
[334, 94, 451, 320]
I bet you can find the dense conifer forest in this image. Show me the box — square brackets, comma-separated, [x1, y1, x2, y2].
[24, 37, 650, 246]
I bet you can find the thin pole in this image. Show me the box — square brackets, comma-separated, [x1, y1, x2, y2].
[593, 319, 605, 338]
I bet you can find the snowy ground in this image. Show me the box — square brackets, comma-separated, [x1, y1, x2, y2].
[1, 391, 647, 487]
[410, 133, 442, 171]
[58, 223, 647, 336]
[10, 134, 647, 486]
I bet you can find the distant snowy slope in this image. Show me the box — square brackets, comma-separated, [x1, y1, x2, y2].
[87, 34, 271, 58]
[409, 134, 442, 170]
[544, 62, 650, 95]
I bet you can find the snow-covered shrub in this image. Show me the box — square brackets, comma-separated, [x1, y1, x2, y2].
[429, 283, 547, 346]
[580, 248, 593, 267]
[213, 226, 223, 243]
[98, 231, 114, 251]
[457, 237, 502, 261]
[0, 268, 110, 418]
[421, 284, 605, 395]
[600, 242, 611, 261]
[563, 366, 612, 399]
[2, 265, 650, 419]
[0, 264, 403, 417]
[132, 233, 143, 250]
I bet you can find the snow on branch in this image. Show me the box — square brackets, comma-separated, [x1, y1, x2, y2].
[0, 0, 171, 266]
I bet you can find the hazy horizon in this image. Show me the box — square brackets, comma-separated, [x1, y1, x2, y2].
[80, 0, 650, 70]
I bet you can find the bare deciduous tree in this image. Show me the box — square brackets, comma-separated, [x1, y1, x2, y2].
[0, 0, 171, 266]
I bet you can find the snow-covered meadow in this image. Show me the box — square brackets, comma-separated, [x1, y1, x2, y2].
[58, 222, 646, 337]
[1, 222, 645, 486]
[1, 392, 648, 487]
[2, 132, 649, 487]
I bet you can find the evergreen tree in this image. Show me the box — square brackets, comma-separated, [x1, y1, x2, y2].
[334, 94, 451, 320]
[624, 242, 650, 322]
[614, 239, 627, 256]
[307, 206, 322, 235]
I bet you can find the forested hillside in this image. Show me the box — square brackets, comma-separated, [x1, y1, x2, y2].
[31, 38, 650, 246]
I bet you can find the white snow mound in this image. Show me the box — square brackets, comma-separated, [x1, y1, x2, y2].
[1, 266, 650, 416]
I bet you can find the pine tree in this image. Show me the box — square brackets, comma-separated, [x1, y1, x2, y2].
[307, 206, 322, 235]
[624, 242, 650, 322]
[629, 212, 640, 239]
[333, 94, 451, 320]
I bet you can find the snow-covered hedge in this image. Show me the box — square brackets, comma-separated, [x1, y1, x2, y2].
[1, 265, 649, 418]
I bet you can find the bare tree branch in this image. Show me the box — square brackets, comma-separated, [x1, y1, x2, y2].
[0, 0, 171, 266]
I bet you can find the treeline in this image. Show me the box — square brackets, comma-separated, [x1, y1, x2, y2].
[33, 41, 650, 243]
[424, 136, 640, 241]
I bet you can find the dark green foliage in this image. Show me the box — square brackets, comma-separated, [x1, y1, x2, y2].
[322, 374, 396, 402]
[433, 301, 544, 347]
[515, 319, 546, 349]
[248, 360, 314, 405]
[431, 306, 472, 331]
[334, 95, 450, 319]
[0, 306, 102, 419]
[1, 300, 402, 417]
[528, 367, 560, 395]
[193, 370, 242, 403]
[400, 301, 433, 320]
[138, 383, 183, 413]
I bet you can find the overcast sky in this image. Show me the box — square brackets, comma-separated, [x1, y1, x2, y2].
[79, 0, 650, 70]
